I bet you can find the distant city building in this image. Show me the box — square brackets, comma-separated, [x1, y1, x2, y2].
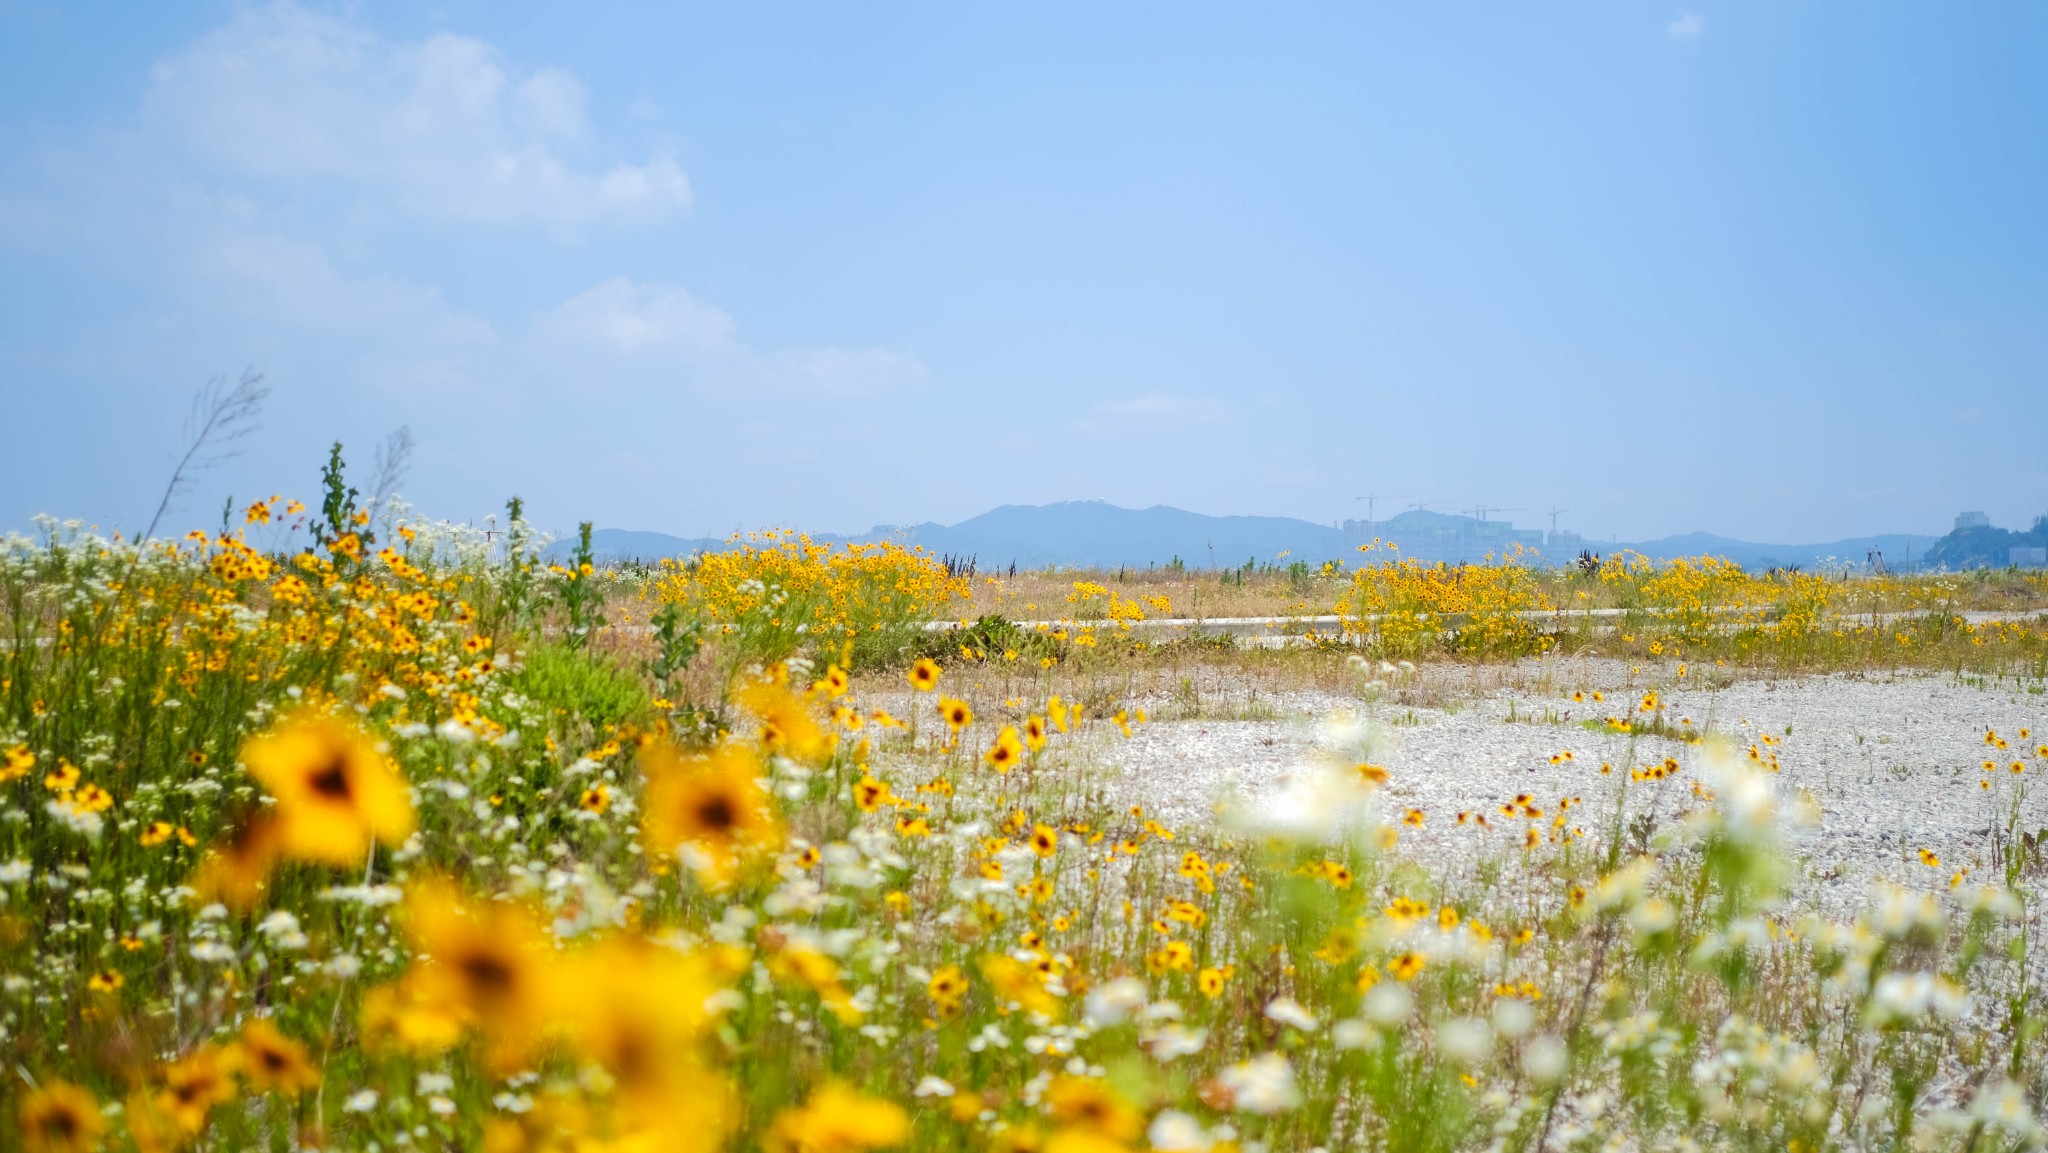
[1341, 515, 1544, 564]
[2013, 547, 2047, 569]
[1548, 530, 1584, 553]
[1955, 511, 1990, 531]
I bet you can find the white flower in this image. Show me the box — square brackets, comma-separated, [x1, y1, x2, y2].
[1866, 972, 1969, 1027]
[1867, 884, 1944, 941]
[343, 1090, 379, 1113]
[1140, 1023, 1207, 1062]
[1698, 742, 1775, 837]
[1436, 1017, 1492, 1065]
[1218, 1053, 1300, 1115]
[1960, 885, 2024, 921]
[1362, 982, 1413, 1025]
[1491, 997, 1534, 1040]
[417, 1073, 454, 1095]
[1594, 857, 1657, 912]
[1332, 1018, 1375, 1050]
[1084, 976, 1149, 1027]
[1523, 1036, 1569, 1084]
[0, 861, 29, 884]
[429, 1096, 457, 1116]
[913, 1076, 955, 1099]
[1148, 1108, 1211, 1151]
[189, 941, 234, 963]
[1629, 897, 1675, 938]
[1967, 1080, 2043, 1141]
[1263, 996, 1318, 1031]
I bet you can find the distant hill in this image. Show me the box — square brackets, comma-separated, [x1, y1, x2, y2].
[1919, 516, 2048, 571]
[564, 502, 1975, 572]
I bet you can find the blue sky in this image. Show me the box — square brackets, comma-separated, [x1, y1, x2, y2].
[3, 2, 2045, 544]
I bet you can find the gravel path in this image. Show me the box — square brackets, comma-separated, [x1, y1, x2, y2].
[1097, 661, 2048, 908]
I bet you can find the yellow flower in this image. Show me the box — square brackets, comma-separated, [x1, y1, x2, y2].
[1389, 952, 1425, 981]
[765, 1082, 911, 1153]
[157, 1045, 234, 1134]
[191, 815, 285, 909]
[734, 678, 832, 763]
[1023, 715, 1049, 751]
[1029, 823, 1059, 856]
[985, 726, 1024, 773]
[555, 937, 734, 1129]
[909, 659, 942, 692]
[0, 744, 33, 782]
[42, 760, 79, 793]
[940, 696, 974, 732]
[1197, 967, 1227, 998]
[1045, 1076, 1142, 1142]
[395, 878, 557, 1064]
[818, 664, 851, 698]
[578, 784, 611, 814]
[854, 775, 892, 813]
[234, 1018, 321, 1096]
[641, 741, 783, 884]
[241, 714, 415, 866]
[18, 1080, 103, 1153]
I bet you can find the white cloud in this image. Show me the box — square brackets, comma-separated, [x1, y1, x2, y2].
[535, 278, 737, 354]
[143, 2, 688, 226]
[514, 69, 589, 141]
[529, 278, 926, 397]
[1666, 12, 1706, 40]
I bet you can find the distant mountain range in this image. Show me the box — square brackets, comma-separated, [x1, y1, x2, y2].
[559, 501, 1979, 572]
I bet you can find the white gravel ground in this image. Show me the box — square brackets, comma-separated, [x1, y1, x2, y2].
[1095, 660, 2048, 910]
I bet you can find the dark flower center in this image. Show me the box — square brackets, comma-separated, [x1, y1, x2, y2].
[696, 795, 738, 831]
[307, 757, 353, 801]
[460, 950, 517, 999]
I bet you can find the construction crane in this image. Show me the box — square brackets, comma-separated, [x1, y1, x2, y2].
[1547, 507, 1571, 536]
[1354, 493, 1404, 523]
[1463, 505, 1523, 523]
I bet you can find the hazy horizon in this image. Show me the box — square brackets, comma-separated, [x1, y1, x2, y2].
[5, 3, 2045, 542]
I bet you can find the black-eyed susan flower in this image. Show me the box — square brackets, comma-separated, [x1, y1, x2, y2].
[909, 659, 941, 692]
[191, 815, 284, 909]
[18, 1080, 103, 1153]
[853, 776, 890, 813]
[641, 742, 782, 883]
[985, 726, 1023, 773]
[940, 697, 973, 732]
[1023, 715, 1048, 752]
[234, 1018, 321, 1096]
[241, 714, 415, 866]
[763, 1081, 909, 1153]
[397, 878, 556, 1062]
[157, 1045, 234, 1135]
[733, 679, 831, 763]
[1029, 823, 1058, 856]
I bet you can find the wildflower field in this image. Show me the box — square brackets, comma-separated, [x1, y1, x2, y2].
[6, 470, 2048, 1152]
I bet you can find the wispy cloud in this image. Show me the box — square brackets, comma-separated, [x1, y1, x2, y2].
[529, 278, 927, 397]
[1666, 12, 1706, 41]
[144, 2, 690, 227]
